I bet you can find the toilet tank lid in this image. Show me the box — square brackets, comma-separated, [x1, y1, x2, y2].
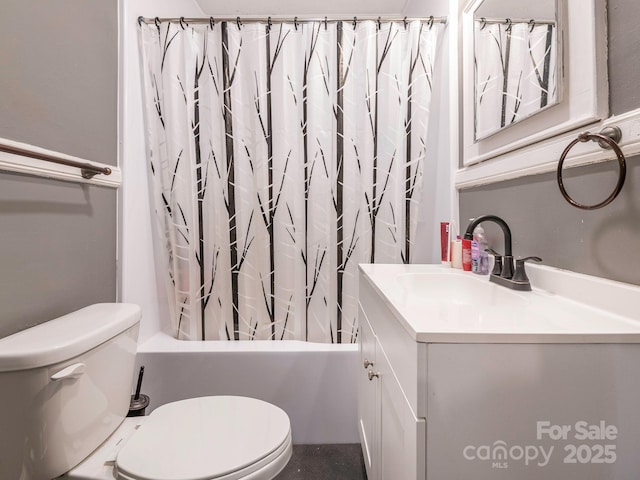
[0, 303, 141, 372]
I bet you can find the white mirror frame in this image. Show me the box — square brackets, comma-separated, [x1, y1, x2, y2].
[457, 0, 609, 188]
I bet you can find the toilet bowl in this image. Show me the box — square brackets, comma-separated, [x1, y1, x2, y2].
[0, 304, 292, 480]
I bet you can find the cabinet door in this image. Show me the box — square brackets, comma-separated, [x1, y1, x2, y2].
[378, 345, 426, 480]
[358, 307, 379, 480]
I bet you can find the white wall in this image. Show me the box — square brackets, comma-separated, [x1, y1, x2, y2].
[404, 0, 458, 262]
[118, 0, 204, 342]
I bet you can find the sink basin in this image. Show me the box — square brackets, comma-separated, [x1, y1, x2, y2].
[395, 272, 527, 307]
[359, 263, 640, 343]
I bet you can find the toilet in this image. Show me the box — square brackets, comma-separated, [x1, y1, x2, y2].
[0, 304, 292, 480]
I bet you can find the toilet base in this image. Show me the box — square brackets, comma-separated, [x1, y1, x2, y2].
[59, 417, 144, 480]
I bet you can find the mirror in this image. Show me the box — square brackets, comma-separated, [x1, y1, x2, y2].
[474, 0, 559, 140]
[460, 0, 609, 179]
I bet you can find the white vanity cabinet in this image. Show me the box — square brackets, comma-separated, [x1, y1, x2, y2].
[358, 278, 426, 480]
[358, 264, 640, 480]
[357, 304, 378, 477]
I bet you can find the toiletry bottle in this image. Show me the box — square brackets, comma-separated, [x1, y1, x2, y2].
[462, 237, 472, 271]
[440, 222, 450, 264]
[471, 225, 486, 273]
[451, 235, 463, 269]
[478, 228, 490, 275]
[471, 230, 480, 273]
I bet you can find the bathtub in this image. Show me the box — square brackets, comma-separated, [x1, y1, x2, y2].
[134, 332, 359, 444]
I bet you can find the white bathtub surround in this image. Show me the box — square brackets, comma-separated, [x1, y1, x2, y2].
[135, 332, 359, 444]
[138, 19, 444, 342]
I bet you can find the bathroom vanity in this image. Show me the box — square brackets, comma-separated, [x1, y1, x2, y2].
[358, 264, 640, 479]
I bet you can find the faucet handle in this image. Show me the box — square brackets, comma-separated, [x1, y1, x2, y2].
[512, 256, 542, 283]
[486, 248, 503, 276]
[485, 248, 502, 277]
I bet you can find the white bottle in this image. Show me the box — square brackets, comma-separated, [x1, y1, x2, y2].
[451, 235, 463, 269]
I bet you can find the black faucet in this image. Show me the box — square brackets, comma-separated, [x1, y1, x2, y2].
[464, 215, 541, 291]
[464, 215, 514, 279]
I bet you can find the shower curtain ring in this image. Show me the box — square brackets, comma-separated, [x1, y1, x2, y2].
[428, 16, 434, 29]
[138, 16, 144, 28]
[267, 17, 272, 32]
[209, 17, 215, 30]
[353, 17, 357, 29]
[528, 19, 536, 32]
[377, 17, 381, 30]
[403, 17, 408, 30]
[236, 17, 242, 29]
[480, 17, 487, 30]
[506, 18, 513, 32]
[179, 17, 187, 30]
[324, 17, 328, 30]
[154, 17, 161, 31]
[294, 17, 298, 30]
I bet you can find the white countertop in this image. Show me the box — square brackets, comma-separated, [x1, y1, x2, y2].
[359, 263, 640, 343]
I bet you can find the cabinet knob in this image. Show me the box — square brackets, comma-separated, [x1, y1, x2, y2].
[368, 370, 380, 381]
[363, 359, 374, 369]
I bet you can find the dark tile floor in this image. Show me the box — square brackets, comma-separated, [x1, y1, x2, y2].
[276, 444, 367, 480]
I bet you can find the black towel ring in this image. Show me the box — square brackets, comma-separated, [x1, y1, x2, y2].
[557, 130, 626, 210]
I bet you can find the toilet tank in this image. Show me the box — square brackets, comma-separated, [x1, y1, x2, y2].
[0, 303, 141, 480]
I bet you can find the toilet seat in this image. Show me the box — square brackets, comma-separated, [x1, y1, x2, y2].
[115, 396, 292, 480]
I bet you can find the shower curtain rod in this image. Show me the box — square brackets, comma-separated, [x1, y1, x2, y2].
[475, 17, 555, 26]
[138, 15, 447, 27]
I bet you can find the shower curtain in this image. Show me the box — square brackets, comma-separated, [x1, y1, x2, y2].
[139, 18, 444, 342]
[474, 20, 557, 139]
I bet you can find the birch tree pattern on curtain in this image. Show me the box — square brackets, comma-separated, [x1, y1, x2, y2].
[139, 19, 444, 342]
[474, 20, 557, 139]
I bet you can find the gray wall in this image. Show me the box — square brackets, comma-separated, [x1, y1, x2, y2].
[0, 1, 118, 164]
[0, 1, 118, 337]
[459, 0, 640, 286]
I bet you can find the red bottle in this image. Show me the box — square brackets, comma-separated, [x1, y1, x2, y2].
[462, 238, 472, 271]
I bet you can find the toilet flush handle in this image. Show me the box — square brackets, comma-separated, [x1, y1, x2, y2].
[51, 363, 86, 381]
